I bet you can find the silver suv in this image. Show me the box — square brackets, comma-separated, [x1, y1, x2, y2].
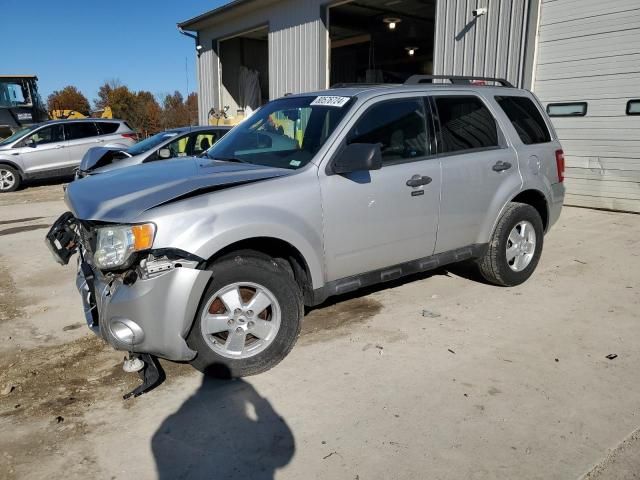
[0, 119, 136, 191]
[47, 76, 565, 391]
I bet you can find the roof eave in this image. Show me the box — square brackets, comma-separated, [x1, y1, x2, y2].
[177, 0, 258, 30]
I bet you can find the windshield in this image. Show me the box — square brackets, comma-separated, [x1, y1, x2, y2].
[0, 79, 33, 108]
[0, 126, 35, 146]
[126, 131, 181, 156]
[206, 95, 353, 170]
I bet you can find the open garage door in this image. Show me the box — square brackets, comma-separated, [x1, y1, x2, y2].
[218, 26, 269, 122]
[533, 0, 640, 212]
[328, 0, 436, 85]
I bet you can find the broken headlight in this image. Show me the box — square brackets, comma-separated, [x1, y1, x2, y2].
[94, 223, 156, 270]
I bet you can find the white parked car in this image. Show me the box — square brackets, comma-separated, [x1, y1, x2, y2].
[0, 119, 137, 191]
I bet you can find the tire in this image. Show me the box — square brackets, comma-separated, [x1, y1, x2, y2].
[187, 252, 303, 378]
[0, 165, 21, 192]
[477, 202, 544, 287]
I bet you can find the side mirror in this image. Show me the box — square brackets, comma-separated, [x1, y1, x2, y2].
[25, 138, 37, 148]
[158, 148, 172, 159]
[332, 143, 382, 175]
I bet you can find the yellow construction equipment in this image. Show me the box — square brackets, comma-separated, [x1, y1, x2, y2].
[50, 105, 113, 120]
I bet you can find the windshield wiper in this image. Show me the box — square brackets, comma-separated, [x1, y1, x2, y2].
[210, 156, 249, 164]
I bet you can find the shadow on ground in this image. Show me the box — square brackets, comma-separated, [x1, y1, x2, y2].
[152, 365, 295, 480]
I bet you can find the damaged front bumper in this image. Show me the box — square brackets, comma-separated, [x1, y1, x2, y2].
[76, 260, 211, 361]
[48, 213, 212, 362]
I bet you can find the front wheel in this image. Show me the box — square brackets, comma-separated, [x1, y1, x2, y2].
[477, 202, 544, 286]
[0, 165, 21, 192]
[187, 253, 303, 378]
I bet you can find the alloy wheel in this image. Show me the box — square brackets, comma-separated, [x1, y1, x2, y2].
[0, 169, 16, 191]
[506, 220, 537, 272]
[200, 282, 281, 359]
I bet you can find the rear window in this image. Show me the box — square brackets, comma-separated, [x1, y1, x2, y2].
[65, 122, 99, 140]
[435, 96, 499, 154]
[495, 96, 551, 145]
[96, 122, 119, 134]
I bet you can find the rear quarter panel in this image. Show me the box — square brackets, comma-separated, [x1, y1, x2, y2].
[482, 91, 564, 236]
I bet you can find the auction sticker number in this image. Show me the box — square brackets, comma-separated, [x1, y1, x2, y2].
[310, 96, 350, 108]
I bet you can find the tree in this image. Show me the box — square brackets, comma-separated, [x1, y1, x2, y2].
[132, 91, 162, 137]
[162, 91, 191, 129]
[186, 92, 198, 126]
[106, 85, 138, 123]
[47, 86, 91, 115]
[94, 79, 122, 110]
[93, 80, 198, 135]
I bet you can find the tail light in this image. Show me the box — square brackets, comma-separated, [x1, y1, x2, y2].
[555, 149, 565, 183]
[122, 132, 138, 140]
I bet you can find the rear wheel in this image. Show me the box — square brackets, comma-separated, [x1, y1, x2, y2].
[477, 202, 544, 286]
[0, 165, 20, 192]
[187, 253, 303, 378]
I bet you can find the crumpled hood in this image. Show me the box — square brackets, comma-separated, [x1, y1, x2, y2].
[78, 146, 130, 172]
[65, 157, 293, 222]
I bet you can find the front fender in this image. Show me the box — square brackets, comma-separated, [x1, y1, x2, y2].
[193, 222, 325, 289]
[145, 172, 326, 289]
[0, 156, 23, 173]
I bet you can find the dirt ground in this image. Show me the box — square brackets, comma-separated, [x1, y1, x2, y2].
[0, 182, 639, 480]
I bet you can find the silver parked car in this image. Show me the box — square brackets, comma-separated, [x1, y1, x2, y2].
[0, 119, 136, 191]
[76, 125, 231, 177]
[47, 76, 565, 394]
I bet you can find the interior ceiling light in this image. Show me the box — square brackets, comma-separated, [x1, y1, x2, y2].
[405, 46, 418, 56]
[383, 17, 402, 30]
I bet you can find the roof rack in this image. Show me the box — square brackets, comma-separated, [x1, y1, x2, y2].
[330, 82, 390, 89]
[404, 75, 514, 88]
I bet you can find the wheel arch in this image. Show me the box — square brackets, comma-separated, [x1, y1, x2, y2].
[482, 188, 550, 245]
[0, 160, 24, 175]
[511, 189, 549, 232]
[206, 236, 317, 306]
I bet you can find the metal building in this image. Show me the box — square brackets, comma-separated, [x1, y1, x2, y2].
[179, 0, 640, 212]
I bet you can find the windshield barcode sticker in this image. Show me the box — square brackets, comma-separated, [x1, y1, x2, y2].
[310, 96, 350, 108]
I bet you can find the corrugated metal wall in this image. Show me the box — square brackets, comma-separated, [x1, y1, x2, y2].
[533, 0, 640, 212]
[195, 0, 327, 124]
[433, 0, 530, 87]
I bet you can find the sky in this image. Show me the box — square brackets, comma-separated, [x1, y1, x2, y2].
[2, 0, 231, 105]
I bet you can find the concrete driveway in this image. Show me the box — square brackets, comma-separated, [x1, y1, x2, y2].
[0, 182, 639, 480]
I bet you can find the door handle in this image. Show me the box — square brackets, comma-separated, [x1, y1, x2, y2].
[492, 161, 512, 172]
[406, 175, 432, 187]
[55, 145, 64, 149]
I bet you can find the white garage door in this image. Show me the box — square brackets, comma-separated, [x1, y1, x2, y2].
[533, 0, 640, 212]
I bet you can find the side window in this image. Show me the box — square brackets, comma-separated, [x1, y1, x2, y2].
[164, 136, 190, 158]
[25, 125, 64, 146]
[65, 122, 99, 140]
[495, 96, 551, 145]
[192, 133, 215, 155]
[348, 99, 428, 163]
[435, 96, 499, 154]
[96, 122, 119, 135]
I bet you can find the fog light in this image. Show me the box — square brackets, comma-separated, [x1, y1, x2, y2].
[110, 318, 145, 345]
